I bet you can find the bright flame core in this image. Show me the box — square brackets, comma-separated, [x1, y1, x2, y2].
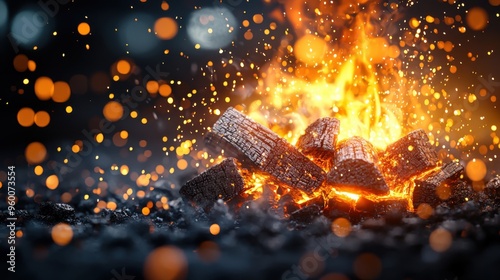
[246, 1, 425, 150]
[241, 0, 430, 211]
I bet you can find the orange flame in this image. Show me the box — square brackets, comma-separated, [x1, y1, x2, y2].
[240, 0, 431, 211]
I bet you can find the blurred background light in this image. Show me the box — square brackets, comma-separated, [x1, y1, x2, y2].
[11, 8, 49, 48]
[0, 0, 8, 30]
[119, 14, 157, 55]
[187, 7, 237, 50]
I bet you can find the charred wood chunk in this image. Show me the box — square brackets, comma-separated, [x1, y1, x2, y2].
[297, 117, 340, 169]
[179, 158, 248, 209]
[412, 161, 465, 209]
[327, 136, 389, 195]
[205, 107, 326, 194]
[485, 176, 500, 202]
[379, 129, 438, 185]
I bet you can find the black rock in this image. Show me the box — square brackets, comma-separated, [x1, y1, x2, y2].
[38, 202, 75, 223]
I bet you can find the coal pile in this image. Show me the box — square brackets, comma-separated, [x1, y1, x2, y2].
[1, 173, 500, 280]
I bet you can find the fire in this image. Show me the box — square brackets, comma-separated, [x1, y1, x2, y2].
[239, 0, 433, 211]
[246, 0, 417, 150]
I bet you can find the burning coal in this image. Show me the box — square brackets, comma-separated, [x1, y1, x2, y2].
[180, 107, 471, 220]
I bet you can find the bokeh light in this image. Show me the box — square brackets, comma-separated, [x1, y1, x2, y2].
[416, 203, 434, 219]
[209, 224, 220, 235]
[11, 9, 48, 47]
[144, 246, 188, 280]
[466, 7, 488, 31]
[46, 174, 59, 190]
[120, 14, 157, 55]
[103, 101, 124, 122]
[34, 110, 50, 127]
[187, 7, 237, 50]
[116, 60, 131, 75]
[0, 1, 8, 30]
[77, 22, 91, 35]
[34, 76, 54, 100]
[353, 253, 382, 280]
[154, 17, 178, 40]
[197, 241, 220, 263]
[331, 217, 352, 237]
[429, 228, 453, 253]
[294, 34, 327, 65]
[17, 107, 35, 127]
[158, 84, 172, 97]
[25, 142, 47, 164]
[51, 223, 73, 246]
[13, 54, 29, 72]
[52, 81, 71, 103]
[466, 158, 487, 181]
[34, 165, 43, 176]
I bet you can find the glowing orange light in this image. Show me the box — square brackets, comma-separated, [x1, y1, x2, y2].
[34, 76, 54, 100]
[466, 7, 488, 31]
[34, 111, 50, 127]
[51, 81, 71, 103]
[177, 159, 188, 170]
[293, 34, 327, 65]
[28, 60, 37, 71]
[103, 101, 124, 122]
[161, 1, 169, 11]
[34, 165, 44, 176]
[465, 158, 487, 181]
[416, 203, 434, 219]
[13, 54, 29, 72]
[17, 107, 35, 127]
[253, 14, 264, 24]
[429, 228, 452, 252]
[147, 81, 159, 94]
[244, 30, 253, 40]
[46, 175, 59, 190]
[51, 223, 73, 246]
[331, 217, 351, 237]
[107, 201, 117, 211]
[209, 224, 220, 235]
[116, 60, 131, 75]
[144, 246, 188, 280]
[158, 84, 172, 97]
[154, 17, 178, 40]
[25, 142, 47, 164]
[78, 22, 91, 35]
